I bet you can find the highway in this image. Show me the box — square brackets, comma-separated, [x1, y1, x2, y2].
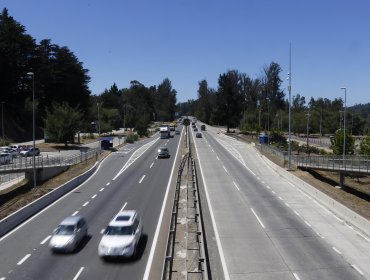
[1, 121, 369, 280]
[192, 123, 368, 280]
[0, 131, 183, 280]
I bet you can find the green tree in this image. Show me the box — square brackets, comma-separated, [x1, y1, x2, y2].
[330, 129, 355, 155]
[360, 132, 370, 155]
[44, 102, 83, 146]
[196, 80, 213, 124]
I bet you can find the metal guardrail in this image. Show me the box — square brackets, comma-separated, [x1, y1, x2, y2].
[0, 148, 101, 173]
[163, 152, 189, 279]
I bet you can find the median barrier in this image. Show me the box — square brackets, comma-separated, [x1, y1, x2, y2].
[0, 162, 99, 237]
[261, 155, 370, 236]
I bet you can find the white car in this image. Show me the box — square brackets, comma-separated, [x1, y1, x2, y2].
[98, 210, 143, 259]
[49, 216, 88, 253]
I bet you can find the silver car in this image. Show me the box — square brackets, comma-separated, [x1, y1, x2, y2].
[49, 216, 88, 253]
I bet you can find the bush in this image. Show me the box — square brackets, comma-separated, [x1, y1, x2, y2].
[125, 134, 138, 143]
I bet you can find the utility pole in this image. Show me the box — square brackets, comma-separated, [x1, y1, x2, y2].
[306, 110, 311, 147]
[288, 43, 292, 170]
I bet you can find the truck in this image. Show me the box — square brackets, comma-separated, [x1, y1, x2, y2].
[159, 126, 170, 139]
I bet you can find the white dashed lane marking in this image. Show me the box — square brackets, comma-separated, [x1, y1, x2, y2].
[40, 235, 51, 245]
[17, 254, 31, 265]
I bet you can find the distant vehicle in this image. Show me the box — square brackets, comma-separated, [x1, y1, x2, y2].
[193, 127, 198, 132]
[201, 125, 206, 131]
[196, 132, 202, 138]
[159, 126, 170, 139]
[98, 210, 143, 259]
[157, 147, 170, 158]
[0, 147, 18, 158]
[20, 147, 40, 157]
[49, 216, 88, 253]
[0, 153, 12, 164]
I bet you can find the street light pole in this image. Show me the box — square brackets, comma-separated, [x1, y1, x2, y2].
[306, 110, 310, 147]
[340, 87, 347, 163]
[27, 72, 36, 188]
[97, 102, 101, 150]
[288, 44, 292, 170]
[266, 97, 270, 144]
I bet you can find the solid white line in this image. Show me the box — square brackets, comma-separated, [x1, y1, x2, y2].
[40, 235, 51, 245]
[120, 202, 127, 212]
[82, 201, 89, 207]
[72, 267, 85, 280]
[293, 272, 301, 280]
[332, 246, 342, 255]
[106, 182, 110, 186]
[187, 132, 230, 280]
[72, 211, 79, 216]
[251, 208, 265, 229]
[17, 254, 31, 265]
[351, 264, 364, 276]
[232, 181, 240, 191]
[99, 187, 104, 192]
[139, 175, 146, 184]
[143, 129, 183, 280]
[91, 194, 97, 199]
[150, 162, 154, 168]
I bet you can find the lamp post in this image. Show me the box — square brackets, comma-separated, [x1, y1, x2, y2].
[27, 72, 36, 188]
[306, 109, 310, 147]
[288, 44, 292, 170]
[340, 87, 347, 164]
[266, 97, 270, 144]
[97, 102, 101, 150]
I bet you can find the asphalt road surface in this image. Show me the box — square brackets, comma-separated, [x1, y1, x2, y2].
[192, 123, 368, 280]
[0, 131, 183, 280]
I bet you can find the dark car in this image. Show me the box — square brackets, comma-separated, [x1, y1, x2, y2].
[193, 127, 198, 132]
[201, 125, 206, 131]
[157, 147, 170, 158]
[196, 132, 202, 138]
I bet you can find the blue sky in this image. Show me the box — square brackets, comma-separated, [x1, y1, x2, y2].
[1, 0, 369, 106]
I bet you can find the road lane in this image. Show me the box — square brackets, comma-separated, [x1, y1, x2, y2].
[192, 124, 365, 280]
[0, 132, 183, 280]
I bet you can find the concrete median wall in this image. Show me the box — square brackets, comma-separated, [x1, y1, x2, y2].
[0, 162, 99, 237]
[262, 155, 370, 236]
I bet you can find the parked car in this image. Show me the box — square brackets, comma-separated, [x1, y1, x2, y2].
[0, 153, 12, 164]
[196, 132, 202, 138]
[0, 147, 19, 158]
[157, 147, 170, 158]
[49, 216, 88, 253]
[20, 147, 40, 157]
[98, 210, 143, 259]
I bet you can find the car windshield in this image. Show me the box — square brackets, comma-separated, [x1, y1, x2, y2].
[159, 148, 167, 152]
[104, 225, 133, 235]
[55, 225, 75, 235]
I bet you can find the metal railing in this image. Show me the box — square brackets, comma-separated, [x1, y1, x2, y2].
[295, 155, 370, 174]
[0, 148, 101, 173]
[163, 152, 189, 279]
